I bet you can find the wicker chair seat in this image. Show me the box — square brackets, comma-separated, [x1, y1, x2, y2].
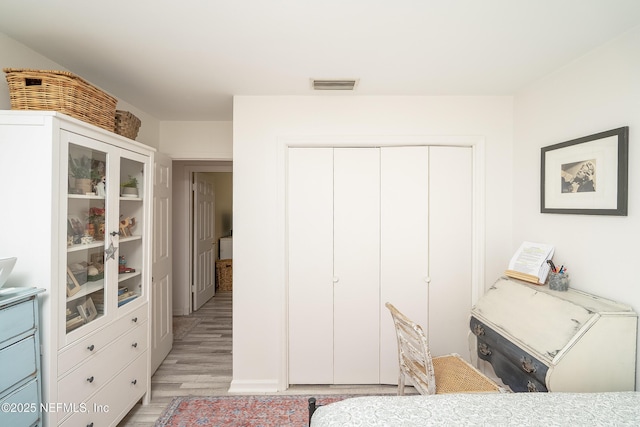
[386, 302, 505, 395]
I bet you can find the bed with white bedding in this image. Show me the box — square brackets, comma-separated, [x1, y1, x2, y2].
[310, 392, 640, 426]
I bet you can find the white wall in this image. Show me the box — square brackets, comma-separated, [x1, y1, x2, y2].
[231, 95, 514, 391]
[513, 25, 640, 387]
[0, 33, 160, 149]
[160, 121, 232, 160]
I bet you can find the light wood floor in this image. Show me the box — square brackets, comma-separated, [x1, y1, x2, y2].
[118, 291, 404, 426]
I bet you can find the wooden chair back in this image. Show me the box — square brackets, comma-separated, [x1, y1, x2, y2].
[385, 302, 436, 395]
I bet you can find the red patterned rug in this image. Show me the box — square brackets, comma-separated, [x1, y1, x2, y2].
[154, 395, 353, 427]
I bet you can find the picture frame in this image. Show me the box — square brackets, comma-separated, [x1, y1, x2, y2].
[77, 297, 98, 322]
[66, 266, 82, 297]
[541, 127, 628, 216]
[67, 215, 85, 244]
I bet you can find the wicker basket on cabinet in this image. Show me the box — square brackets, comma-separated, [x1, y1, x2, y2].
[114, 110, 141, 140]
[3, 68, 117, 131]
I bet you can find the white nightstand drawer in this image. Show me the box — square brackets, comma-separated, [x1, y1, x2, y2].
[58, 304, 148, 375]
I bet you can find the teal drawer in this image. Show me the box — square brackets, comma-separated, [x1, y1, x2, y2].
[0, 335, 37, 395]
[0, 298, 36, 343]
[0, 378, 40, 427]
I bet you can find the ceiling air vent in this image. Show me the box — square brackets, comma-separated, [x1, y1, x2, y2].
[312, 79, 359, 91]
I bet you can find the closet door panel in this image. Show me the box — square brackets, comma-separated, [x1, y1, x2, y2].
[288, 148, 334, 383]
[333, 148, 380, 384]
[428, 146, 473, 359]
[379, 146, 430, 384]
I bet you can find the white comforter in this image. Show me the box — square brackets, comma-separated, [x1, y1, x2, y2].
[310, 392, 640, 426]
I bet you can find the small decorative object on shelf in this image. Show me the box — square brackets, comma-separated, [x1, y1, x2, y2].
[121, 175, 138, 197]
[95, 175, 106, 197]
[87, 265, 103, 282]
[68, 155, 97, 194]
[119, 216, 136, 237]
[77, 297, 98, 322]
[87, 207, 105, 241]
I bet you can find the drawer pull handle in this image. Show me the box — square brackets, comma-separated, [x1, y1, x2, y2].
[87, 423, 94, 427]
[472, 324, 485, 336]
[478, 343, 492, 356]
[132, 379, 137, 385]
[132, 317, 138, 323]
[527, 380, 538, 392]
[87, 344, 95, 351]
[87, 376, 95, 383]
[521, 357, 537, 373]
[132, 342, 138, 348]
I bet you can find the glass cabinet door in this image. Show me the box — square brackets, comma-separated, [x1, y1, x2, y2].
[65, 141, 109, 335]
[116, 155, 146, 308]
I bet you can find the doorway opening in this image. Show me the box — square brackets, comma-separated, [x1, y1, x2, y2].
[172, 160, 232, 316]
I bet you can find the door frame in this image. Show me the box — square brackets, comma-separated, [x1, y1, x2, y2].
[176, 163, 232, 314]
[281, 134, 486, 390]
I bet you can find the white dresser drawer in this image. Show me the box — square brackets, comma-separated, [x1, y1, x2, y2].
[60, 351, 148, 427]
[57, 321, 147, 405]
[58, 304, 148, 375]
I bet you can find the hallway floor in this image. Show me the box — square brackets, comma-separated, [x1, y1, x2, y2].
[118, 291, 403, 426]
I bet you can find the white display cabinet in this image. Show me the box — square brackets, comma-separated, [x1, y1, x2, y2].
[0, 111, 154, 426]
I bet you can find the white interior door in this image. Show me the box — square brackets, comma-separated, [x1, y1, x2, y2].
[333, 148, 380, 384]
[192, 172, 216, 311]
[428, 146, 473, 359]
[379, 146, 430, 384]
[287, 148, 334, 384]
[151, 152, 173, 374]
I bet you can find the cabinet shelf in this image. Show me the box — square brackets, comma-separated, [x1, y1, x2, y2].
[66, 281, 104, 303]
[69, 194, 105, 201]
[118, 271, 141, 283]
[68, 241, 105, 252]
[120, 235, 142, 244]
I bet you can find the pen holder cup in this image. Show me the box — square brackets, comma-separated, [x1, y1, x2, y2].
[548, 272, 569, 291]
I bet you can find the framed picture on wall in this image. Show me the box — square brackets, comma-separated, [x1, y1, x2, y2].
[541, 127, 628, 215]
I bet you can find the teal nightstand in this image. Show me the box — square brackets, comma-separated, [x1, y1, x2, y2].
[0, 288, 45, 427]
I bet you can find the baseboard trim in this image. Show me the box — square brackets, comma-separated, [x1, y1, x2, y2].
[228, 379, 279, 394]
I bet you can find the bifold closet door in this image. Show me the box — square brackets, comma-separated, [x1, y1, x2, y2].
[287, 148, 334, 384]
[288, 147, 380, 384]
[333, 148, 380, 384]
[379, 146, 429, 384]
[288, 146, 472, 386]
[427, 146, 473, 359]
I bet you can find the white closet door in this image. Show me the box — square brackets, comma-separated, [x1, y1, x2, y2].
[288, 148, 334, 383]
[379, 146, 430, 384]
[333, 148, 380, 384]
[428, 146, 473, 359]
